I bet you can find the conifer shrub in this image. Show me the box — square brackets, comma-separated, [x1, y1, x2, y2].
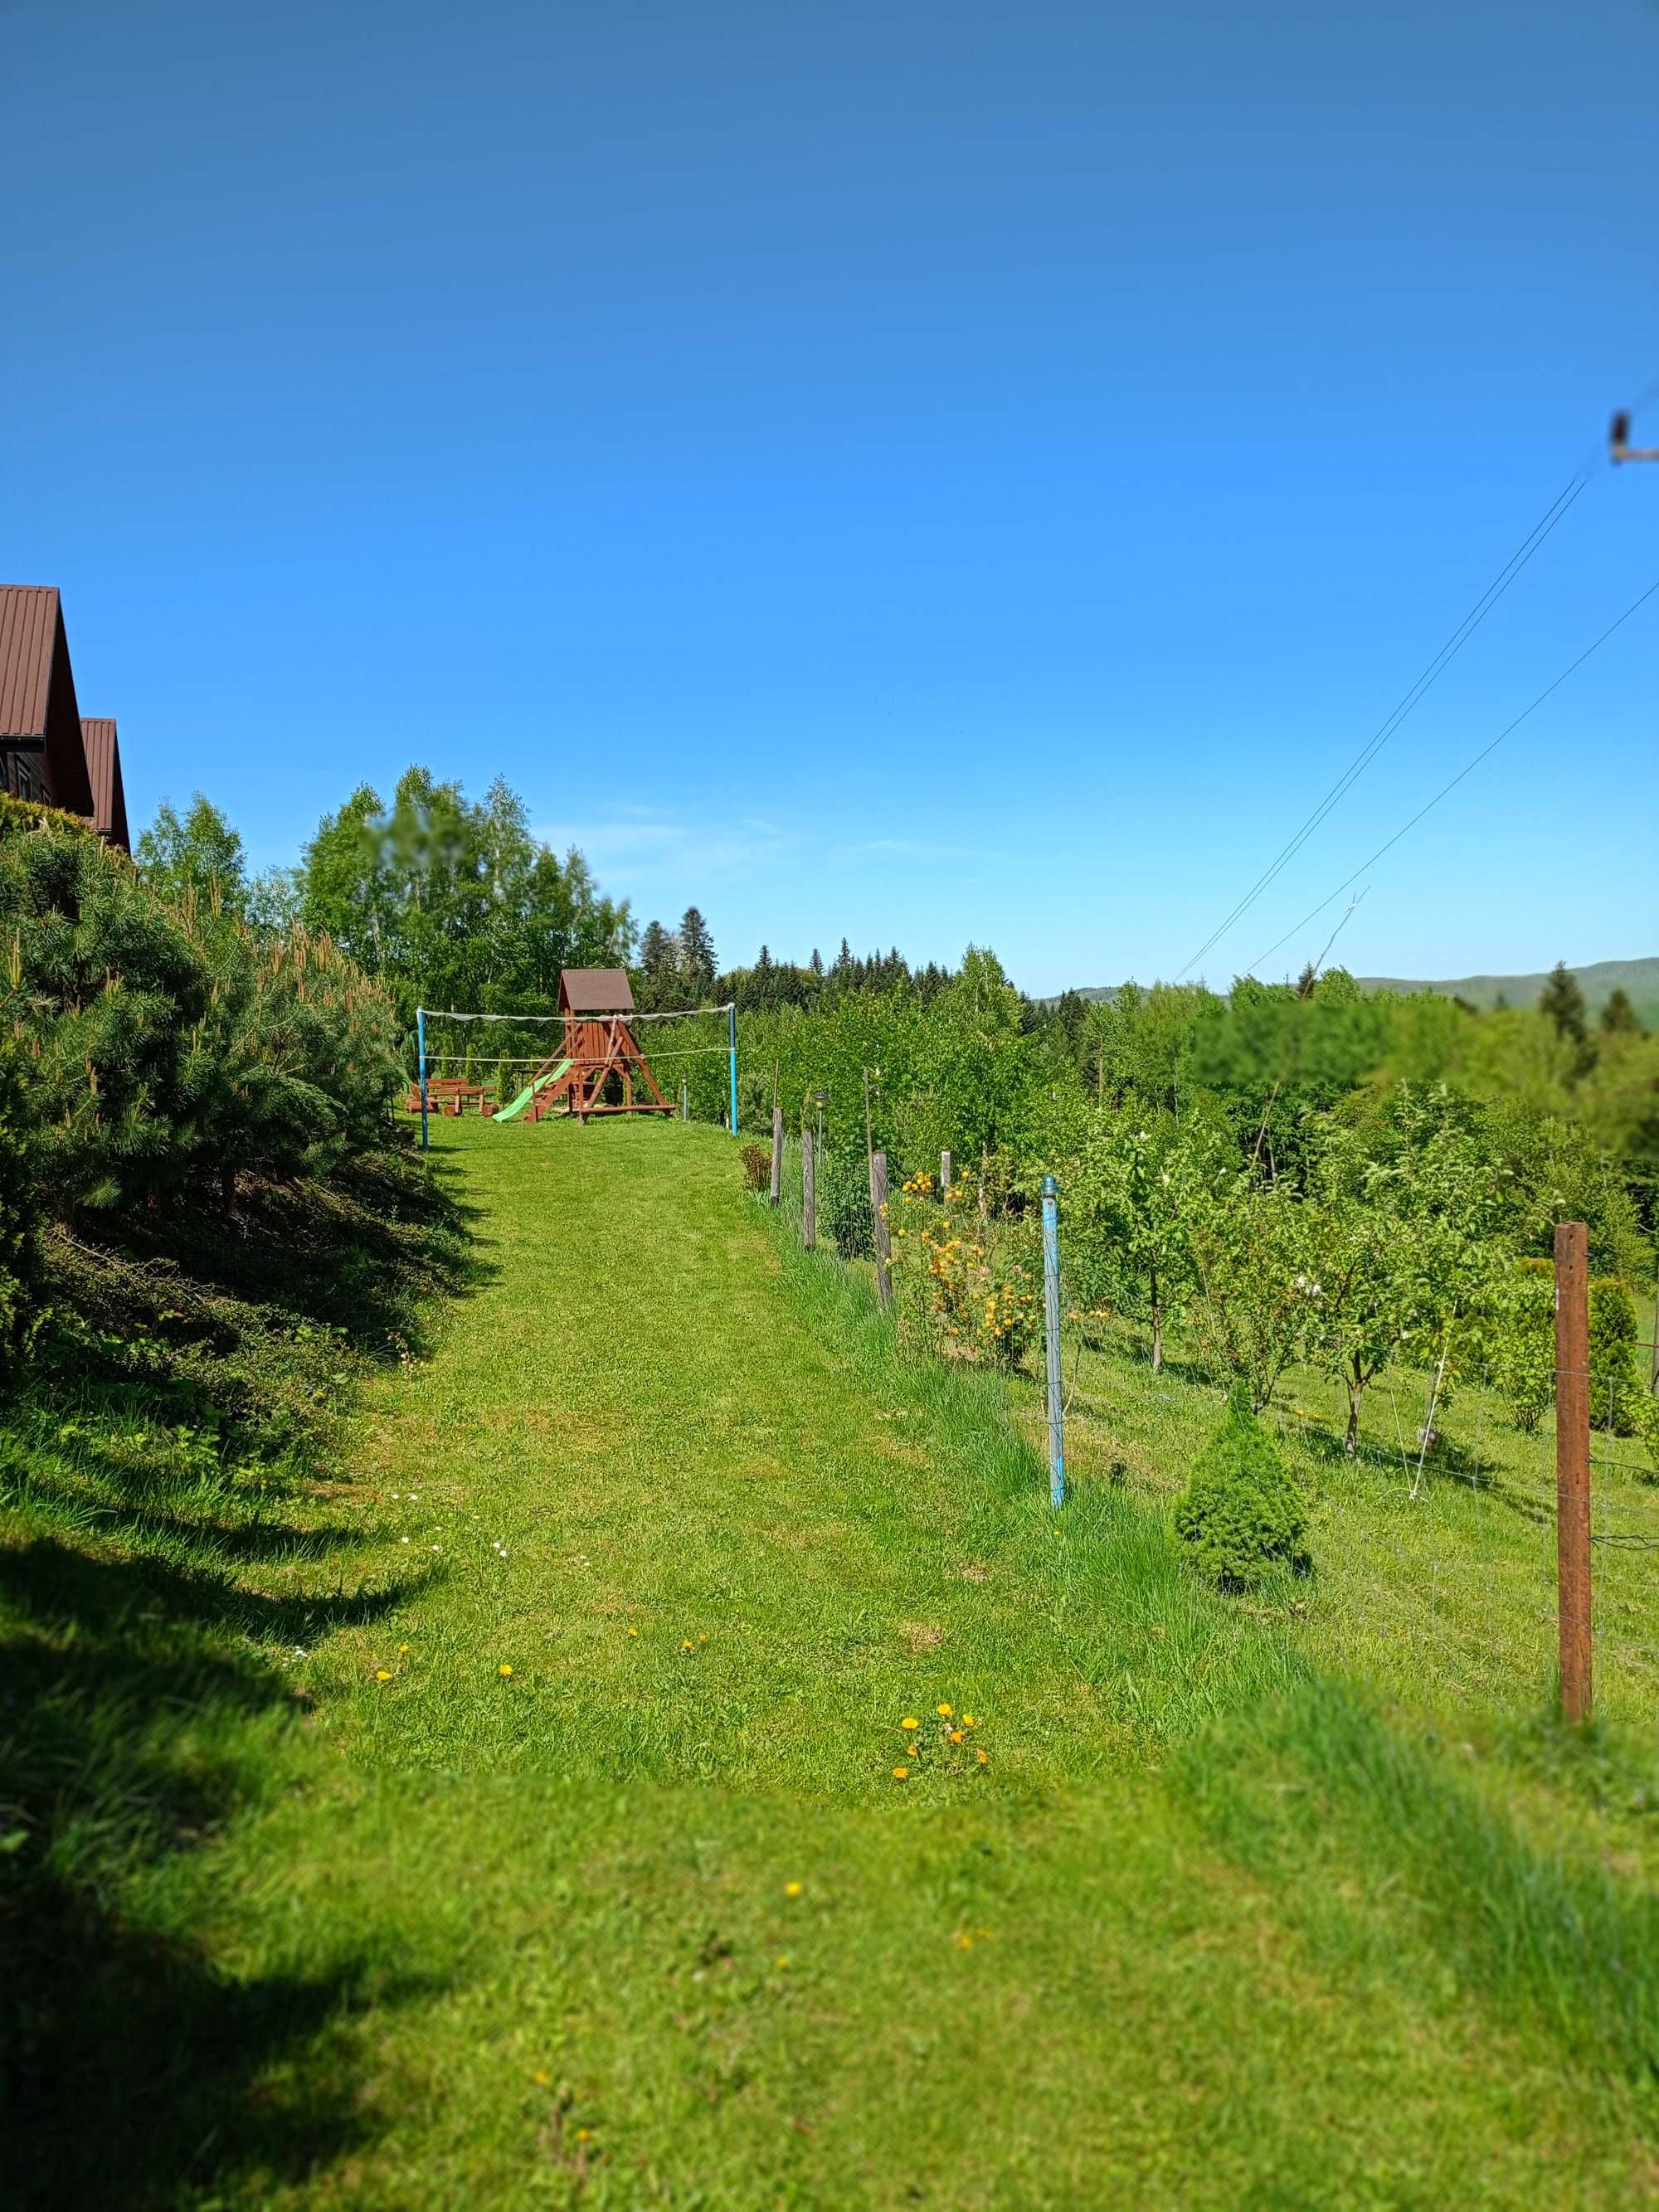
[1175, 1382, 1311, 1591]
[0, 810, 402, 1218]
[1587, 1276, 1641, 1437]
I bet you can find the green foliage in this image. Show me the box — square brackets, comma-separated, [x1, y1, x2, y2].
[1065, 1108, 1213, 1369]
[1587, 1276, 1642, 1436]
[134, 795, 247, 913]
[1485, 1258, 1556, 1432]
[298, 768, 631, 1023]
[0, 812, 403, 1218]
[817, 1140, 875, 1258]
[0, 1034, 39, 1380]
[1175, 1382, 1311, 1589]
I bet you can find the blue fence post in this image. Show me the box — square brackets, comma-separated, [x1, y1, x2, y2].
[1041, 1173, 1063, 1508]
[416, 1007, 430, 1154]
[727, 1002, 739, 1136]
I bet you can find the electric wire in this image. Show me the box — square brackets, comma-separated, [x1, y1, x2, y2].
[1174, 475, 1588, 981]
[1246, 573, 1659, 972]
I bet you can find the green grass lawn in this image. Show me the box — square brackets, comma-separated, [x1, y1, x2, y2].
[7, 1116, 1659, 2208]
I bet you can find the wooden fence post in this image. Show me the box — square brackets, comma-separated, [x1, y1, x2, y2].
[1554, 1220, 1591, 1724]
[770, 1106, 783, 1207]
[870, 1150, 893, 1308]
[939, 1148, 951, 1198]
[801, 1129, 816, 1252]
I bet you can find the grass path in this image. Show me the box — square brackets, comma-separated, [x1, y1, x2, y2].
[18, 1117, 1659, 2207]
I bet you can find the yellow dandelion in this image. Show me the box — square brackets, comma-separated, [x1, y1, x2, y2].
[776, 1954, 791, 1969]
[975, 1748, 988, 1766]
[626, 1627, 638, 1637]
[375, 1669, 392, 1682]
[954, 1931, 973, 1951]
[498, 1663, 513, 1677]
[533, 2069, 551, 2087]
[900, 1716, 919, 1730]
[937, 1703, 953, 1717]
[574, 2127, 593, 2144]
[785, 1879, 804, 1898]
[963, 1714, 977, 1728]
[681, 1640, 694, 1652]
[892, 1766, 910, 1780]
[948, 1729, 965, 1744]
[397, 1642, 410, 1653]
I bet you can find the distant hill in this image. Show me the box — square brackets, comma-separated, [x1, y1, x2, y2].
[1354, 957, 1659, 1023]
[1053, 958, 1659, 1025]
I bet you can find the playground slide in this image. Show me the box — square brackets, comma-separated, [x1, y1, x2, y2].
[492, 1057, 573, 1124]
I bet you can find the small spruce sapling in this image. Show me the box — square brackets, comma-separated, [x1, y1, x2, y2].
[1175, 1383, 1311, 1591]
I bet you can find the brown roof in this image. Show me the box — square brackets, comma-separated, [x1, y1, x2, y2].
[559, 967, 635, 1014]
[80, 719, 130, 852]
[0, 586, 95, 817]
[0, 586, 60, 738]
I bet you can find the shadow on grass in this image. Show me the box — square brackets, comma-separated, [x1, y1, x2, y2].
[1, 1538, 438, 2210]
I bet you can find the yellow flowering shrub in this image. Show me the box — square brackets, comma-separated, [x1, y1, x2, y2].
[888, 1174, 1038, 1370]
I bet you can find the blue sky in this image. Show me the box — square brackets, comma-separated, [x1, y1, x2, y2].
[8, 0, 1657, 995]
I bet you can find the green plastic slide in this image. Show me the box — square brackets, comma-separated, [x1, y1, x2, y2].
[492, 1057, 572, 1124]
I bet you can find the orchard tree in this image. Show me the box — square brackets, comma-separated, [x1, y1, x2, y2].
[1301, 1086, 1510, 1455]
[1068, 1109, 1212, 1370]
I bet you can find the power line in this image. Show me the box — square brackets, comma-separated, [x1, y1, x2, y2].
[1174, 475, 1588, 981]
[1245, 573, 1659, 974]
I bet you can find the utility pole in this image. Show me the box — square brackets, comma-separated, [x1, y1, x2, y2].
[1610, 408, 1659, 464]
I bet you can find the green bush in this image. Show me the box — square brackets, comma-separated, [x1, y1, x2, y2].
[1587, 1276, 1642, 1437]
[818, 1140, 877, 1259]
[1175, 1383, 1311, 1591]
[0, 812, 402, 1218]
[1487, 1257, 1556, 1432]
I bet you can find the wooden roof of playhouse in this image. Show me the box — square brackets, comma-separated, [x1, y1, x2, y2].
[558, 968, 635, 1014]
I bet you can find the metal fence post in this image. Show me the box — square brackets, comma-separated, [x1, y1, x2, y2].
[801, 1129, 816, 1252]
[870, 1150, 893, 1307]
[416, 1007, 430, 1154]
[1554, 1219, 1591, 1723]
[939, 1148, 951, 1198]
[1041, 1174, 1063, 1509]
[727, 1003, 739, 1136]
[770, 1106, 783, 1206]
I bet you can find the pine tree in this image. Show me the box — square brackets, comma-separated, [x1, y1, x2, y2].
[1175, 1383, 1311, 1590]
[1539, 960, 1588, 1045]
[678, 907, 716, 996]
[1600, 987, 1642, 1036]
[809, 947, 824, 977]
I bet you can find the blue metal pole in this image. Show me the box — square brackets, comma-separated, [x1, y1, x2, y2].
[727, 1002, 738, 1135]
[416, 1006, 430, 1154]
[1040, 1173, 1063, 1507]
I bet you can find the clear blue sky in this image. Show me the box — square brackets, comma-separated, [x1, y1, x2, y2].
[8, 0, 1657, 994]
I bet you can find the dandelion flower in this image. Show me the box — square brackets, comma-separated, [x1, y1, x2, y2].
[398, 1643, 410, 1653]
[533, 2069, 551, 2087]
[776, 1954, 791, 1970]
[900, 1717, 919, 1731]
[892, 1766, 910, 1780]
[499, 1664, 513, 1678]
[626, 1627, 639, 1638]
[574, 2127, 593, 2144]
[375, 1670, 392, 1682]
[937, 1703, 953, 1717]
[975, 1749, 988, 1766]
[681, 1640, 694, 1652]
[955, 1932, 973, 1951]
[785, 1880, 803, 1898]
[949, 1729, 964, 1744]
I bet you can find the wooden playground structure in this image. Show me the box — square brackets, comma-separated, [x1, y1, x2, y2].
[412, 969, 674, 1127]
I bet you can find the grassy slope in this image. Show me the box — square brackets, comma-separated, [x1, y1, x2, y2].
[7, 1117, 1659, 2209]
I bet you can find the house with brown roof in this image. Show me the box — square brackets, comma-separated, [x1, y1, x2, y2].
[0, 587, 129, 851]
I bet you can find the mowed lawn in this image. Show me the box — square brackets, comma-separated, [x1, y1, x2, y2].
[17, 1116, 1659, 2209]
